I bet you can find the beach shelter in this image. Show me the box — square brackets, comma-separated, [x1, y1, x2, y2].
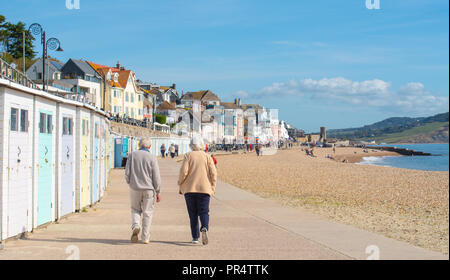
[0, 88, 34, 239]
[34, 97, 57, 227]
[57, 103, 76, 218]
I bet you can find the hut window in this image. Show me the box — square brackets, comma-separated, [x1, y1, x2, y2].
[68, 118, 73, 135]
[47, 115, 53, 134]
[10, 108, 18, 131]
[95, 123, 99, 138]
[39, 113, 46, 133]
[63, 117, 73, 135]
[20, 109, 28, 132]
[82, 119, 89, 136]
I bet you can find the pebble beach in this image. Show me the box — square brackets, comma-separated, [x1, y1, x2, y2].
[215, 147, 449, 255]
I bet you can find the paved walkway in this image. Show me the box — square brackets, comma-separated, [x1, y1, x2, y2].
[0, 159, 446, 260]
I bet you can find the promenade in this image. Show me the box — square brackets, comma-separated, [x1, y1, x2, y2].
[0, 159, 446, 260]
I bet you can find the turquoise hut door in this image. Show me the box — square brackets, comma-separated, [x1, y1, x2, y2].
[37, 111, 53, 226]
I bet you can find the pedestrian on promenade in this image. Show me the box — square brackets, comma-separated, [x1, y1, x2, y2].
[211, 154, 218, 166]
[178, 135, 217, 245]
[125, 138, 162, 244]
[169, 143, 176, 158]
[175, 144, 179, 157]
[160, 143, 166, 158]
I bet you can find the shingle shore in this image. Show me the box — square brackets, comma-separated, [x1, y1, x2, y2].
[216, 147, 449, 255]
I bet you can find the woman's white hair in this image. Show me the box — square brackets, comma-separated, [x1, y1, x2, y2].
[139, 138, 152, 149]
[190, 135, 204, 151]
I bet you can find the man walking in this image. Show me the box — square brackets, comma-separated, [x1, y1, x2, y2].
[125, 138, 162, 244]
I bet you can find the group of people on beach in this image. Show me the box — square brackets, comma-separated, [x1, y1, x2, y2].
[160, 143, 179, 159]
[125, 135, 217, 245]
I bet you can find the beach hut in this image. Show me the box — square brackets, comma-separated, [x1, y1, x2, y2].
[114, 137, 123, 168]
[0, 86, 34, 239]
[56, 103, 77, 218]
[91, 113, 100, 204]
[99, 117, 106, 198]
[110, 135, 114, 169]
[76, 107, 91, 209]
[122, 137, 129, 165]
[33, 96, 57, 227]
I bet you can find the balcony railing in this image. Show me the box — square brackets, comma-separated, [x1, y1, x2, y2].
[0, 57, 39, 90]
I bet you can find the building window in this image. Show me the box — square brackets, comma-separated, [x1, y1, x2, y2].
[20, 109, 29, 132]
[10, 108, 19, 131]
[131, 93, 134, 103]
[131, 108, 135, 118]
[125, 92, 129, 102]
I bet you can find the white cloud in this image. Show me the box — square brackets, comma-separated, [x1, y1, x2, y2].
[235, 90, 249, 98]
[259, 79, 303, 97]
[249, 77, 448, 115]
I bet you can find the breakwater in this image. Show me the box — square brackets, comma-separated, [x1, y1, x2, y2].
[367, 146, 433, 156]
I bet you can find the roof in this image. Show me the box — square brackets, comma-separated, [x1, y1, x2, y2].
[241, 104, 263, 110]
[156, 101, 176, 110]
[86, 61, 122, 88]
[221, 102, 240, 109]
[117, 70, 131, 89]
[181, 90, 220, 102]
[49, 60, 64, 71]
[70, 59, 101, 77]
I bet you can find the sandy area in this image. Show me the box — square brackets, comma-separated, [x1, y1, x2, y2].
[215, 147, 449, 255]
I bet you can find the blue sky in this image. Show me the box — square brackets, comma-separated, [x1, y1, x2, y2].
[2, 0, 448, 132]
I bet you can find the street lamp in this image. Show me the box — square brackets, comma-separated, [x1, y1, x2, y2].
[28, 23, 63, 92]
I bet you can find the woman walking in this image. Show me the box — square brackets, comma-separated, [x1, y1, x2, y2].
[178, 135, 217, 245]
[160, 143, 166, 158]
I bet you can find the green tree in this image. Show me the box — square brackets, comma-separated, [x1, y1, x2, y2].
[0, 15, 7, 52]
[4, 21, 36, 59]
[0, 15, 36, 60]
[155, 114, 167, 124]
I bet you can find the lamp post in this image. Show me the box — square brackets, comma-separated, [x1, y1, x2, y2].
[28, 23, 63, 92]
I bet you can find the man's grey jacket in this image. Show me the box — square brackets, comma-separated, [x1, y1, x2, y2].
[125, 150, 162, 194]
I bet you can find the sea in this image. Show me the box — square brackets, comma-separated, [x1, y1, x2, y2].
[357, 144, 449, 171]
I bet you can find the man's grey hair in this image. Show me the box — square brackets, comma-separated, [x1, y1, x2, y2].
[139, 138, 152, 149]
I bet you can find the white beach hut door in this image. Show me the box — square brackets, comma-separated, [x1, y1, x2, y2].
[7, 105, 31, 237]
[60, 116, 74, 216]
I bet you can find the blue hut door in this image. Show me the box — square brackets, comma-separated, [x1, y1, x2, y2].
[60, 116, 74, 216]
[7, 105, 31, 237]
[37, 111, 53, 226]
[114, 138, 123, 168]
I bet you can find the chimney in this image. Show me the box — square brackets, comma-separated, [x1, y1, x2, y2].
[238, 98, 241, 106]
[172, 83, 176, 90]
[116, 61, 121, 69]
[234, 98, 237, 105]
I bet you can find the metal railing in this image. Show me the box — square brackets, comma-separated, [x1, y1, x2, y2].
[108, 115, 151, 128]
[0, 57, 39, 90]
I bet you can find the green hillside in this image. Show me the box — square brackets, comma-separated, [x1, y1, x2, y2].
[376, 121, 449, 143]
[328, 112, 449, 143]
